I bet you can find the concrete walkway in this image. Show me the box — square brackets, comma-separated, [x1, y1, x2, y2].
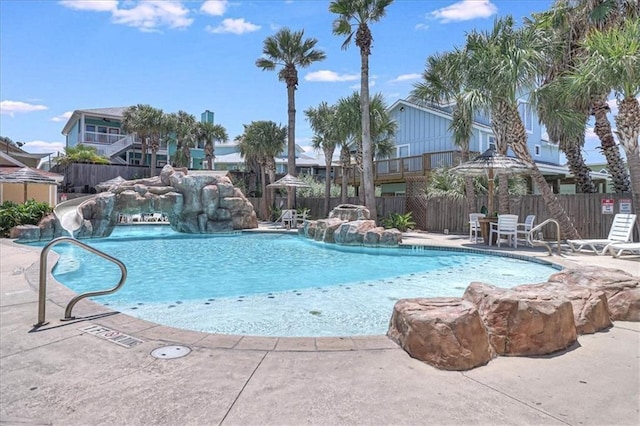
[1, 231, 638, 425]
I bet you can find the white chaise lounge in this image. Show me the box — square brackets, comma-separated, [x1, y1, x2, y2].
[567, 213, 637, 255]
[607, 242, 640, 258]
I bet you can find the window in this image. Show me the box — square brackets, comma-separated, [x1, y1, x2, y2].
[518, 101, 533, 132]
[488, 136, 496, 151]
[396, 144, 409, 158]
[534, 145, 541, 156]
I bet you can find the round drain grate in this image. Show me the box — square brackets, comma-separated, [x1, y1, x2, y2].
[151, 345, 191, 359]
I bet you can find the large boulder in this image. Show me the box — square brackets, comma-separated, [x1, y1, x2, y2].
[548, 267, 639, 321]
[388, 297, 494, 371]
[463, 282, 577, 356]
[334, 220, 377, 245]
[328, 204, 370, 221]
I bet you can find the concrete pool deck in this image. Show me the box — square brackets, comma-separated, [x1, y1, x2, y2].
[1, 229, 638, 425]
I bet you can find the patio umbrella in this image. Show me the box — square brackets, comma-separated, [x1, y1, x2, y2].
[266, 174, 311, 210]
[450, 148, 532, 215]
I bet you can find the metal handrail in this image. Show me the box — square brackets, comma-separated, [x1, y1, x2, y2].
[35, 237, 127, 327]
[527, 218, 562, 256]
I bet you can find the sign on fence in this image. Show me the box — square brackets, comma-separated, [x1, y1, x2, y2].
[601, 198, 614, 214]
[619, 199, 632, 214]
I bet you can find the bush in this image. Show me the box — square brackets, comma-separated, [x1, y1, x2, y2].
[0, 200, 52, 237]
[382, 212, 416, 232]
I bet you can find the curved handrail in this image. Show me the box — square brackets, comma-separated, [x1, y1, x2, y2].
[35, 237, 127, 327]
[527, 219, 562, 256]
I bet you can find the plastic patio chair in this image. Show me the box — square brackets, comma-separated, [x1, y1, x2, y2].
[567, 213, 637, 255]
[489, 214, 519, 248]
[469, 213, 486, 243]
[516, 214, 536, 246]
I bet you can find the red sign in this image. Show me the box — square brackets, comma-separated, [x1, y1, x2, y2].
[601, 198, 614, 214]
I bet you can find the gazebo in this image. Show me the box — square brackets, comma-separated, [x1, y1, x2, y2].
[0, 167, 59, 205]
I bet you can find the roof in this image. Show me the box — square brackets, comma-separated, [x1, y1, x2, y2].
[0, 167, 60, 184]
[61, 106, 130, 135]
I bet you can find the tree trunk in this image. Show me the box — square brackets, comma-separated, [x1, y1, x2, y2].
[464, 176, 476, 213]
[324, 159, 332, 217]
[287, 83, 297, 209]
[505, 104, 580, 239]
[360, 49, 376, 222]
[592, 97, 631, 193]
[150, 148, 157, 177]
[341, 166, 349, 204]
[614, 96, 640, 226]
[498, 176, 509, 214]
[562, 137, 596, 193]
[260, 164, 268, 220]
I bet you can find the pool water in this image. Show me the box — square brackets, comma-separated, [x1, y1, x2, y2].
[46, 225, 559, 337]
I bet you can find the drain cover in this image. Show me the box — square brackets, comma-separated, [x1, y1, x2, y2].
[151, 345, 191, 359]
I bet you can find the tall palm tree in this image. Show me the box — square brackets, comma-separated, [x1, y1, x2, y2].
[529, 0, 633, 193]
[256, 28, 326, 209]
[463, 16, 580, 239]
[568, 17, 640, 222]
[121, 104, 155, 167]
[411, 49, 482, 213]
[143, 106, 164, 176]
[196, 122, 228, 170]
[166, 111, 197, 168]
[305, 102, 339, 216]
[330, 0, 393, 222]
[237, 121, 287, 219]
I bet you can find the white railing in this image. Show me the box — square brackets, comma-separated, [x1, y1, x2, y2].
[85, 135, 136, 157]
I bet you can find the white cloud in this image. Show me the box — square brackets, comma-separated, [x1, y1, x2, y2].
[429, 0, 497, 23]
[0, 100, 48, 117]
[205, 18, 260, 34]
[389, 73, 421, 83]
[59, 0, 117, 12]
[51, 111, 74, 123]
[305, 70, 359, 82]
[21, 140, 66, 155]
[415, 23, 429, 31]
[200, 0, 227, 16]
[60, 0, 193, 32]
[112, 1, 193, 31]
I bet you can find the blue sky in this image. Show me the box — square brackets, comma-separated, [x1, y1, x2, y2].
[0, 0, 611, 164]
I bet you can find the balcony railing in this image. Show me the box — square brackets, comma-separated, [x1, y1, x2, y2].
[335, 151, 470, 184]
[81, 133, 168, 158]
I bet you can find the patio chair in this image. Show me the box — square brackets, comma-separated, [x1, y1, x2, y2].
[276, 209, 297, 229]
[516, 214, 536, 246]
[607, 242, 640, 258]
[567, 213, 637, 255]
[469, 213, 486, 243]
[489, 214, 519, 248]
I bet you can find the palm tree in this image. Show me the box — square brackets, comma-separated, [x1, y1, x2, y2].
[121, 104, 154, 167]
[330, 0, 393, 222]
[256, 28, 326, 209]
[143, 106, 164, 176]
[237, 121, 287, 219]
[305, 102, 339, 216]
[567, 17, 640, 222]
[166, 111, 197, 168]
[196, 122, 228, 170]
[528, 0, 633, 193]
[411, 49, 481, 213]
[462, 16, 580, 239]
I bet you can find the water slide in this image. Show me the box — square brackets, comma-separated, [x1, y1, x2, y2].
[54, 195, 95, 236]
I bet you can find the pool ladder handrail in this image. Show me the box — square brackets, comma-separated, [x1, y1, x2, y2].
[527, 218, 562, 256]
[35, 236, 127, 327]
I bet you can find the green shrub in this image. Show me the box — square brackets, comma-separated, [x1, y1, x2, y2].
[0, 199, 52, 237]
[382, 212, 416, 232]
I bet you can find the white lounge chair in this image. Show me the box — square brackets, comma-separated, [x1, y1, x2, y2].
[469, 213, 485, 243]
[567, 213, 637, 255]
[489, 214, 519, 248]
[607, 242, 640, 258]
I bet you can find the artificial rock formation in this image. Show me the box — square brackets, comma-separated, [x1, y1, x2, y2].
[299, 204, 402, 246]
[389, 266, 638, 370]
[12, 165, 258, 241]
[387, 298, 494, 371]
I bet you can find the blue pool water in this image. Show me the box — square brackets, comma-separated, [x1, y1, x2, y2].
[45, 225, 559, 337]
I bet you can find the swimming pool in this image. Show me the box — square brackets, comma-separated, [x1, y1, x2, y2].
[45, 225, 559, 337]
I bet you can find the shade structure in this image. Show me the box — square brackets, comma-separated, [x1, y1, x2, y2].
[450, 148, 532, 214]
[266, 174, 311, 189]
[0, 167, 58, 204]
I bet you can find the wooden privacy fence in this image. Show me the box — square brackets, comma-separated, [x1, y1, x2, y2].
[249, 193, 635, 240]
[53, 163, 150, 192]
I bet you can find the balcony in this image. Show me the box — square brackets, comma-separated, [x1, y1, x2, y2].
[336, 150, 471, 185]
[81, 132, 168, 158]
